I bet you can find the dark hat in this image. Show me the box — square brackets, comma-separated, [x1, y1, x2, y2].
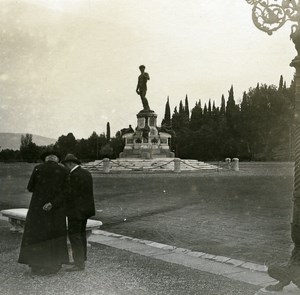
[61, 153, 81, 164]
[40, 150, 61, 162]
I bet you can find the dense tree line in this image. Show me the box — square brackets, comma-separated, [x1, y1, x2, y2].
[0, 123, 124, 163]
[0, 76, 295, 162]
[53, 130, 124, 161]
[168, 76, 295, 161]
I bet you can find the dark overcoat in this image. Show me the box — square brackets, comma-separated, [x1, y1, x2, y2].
[67, 166, 95, 220]
[18, 161, 69, 267]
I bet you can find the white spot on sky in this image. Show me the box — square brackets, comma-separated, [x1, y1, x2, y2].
[0, 74, 9, 81]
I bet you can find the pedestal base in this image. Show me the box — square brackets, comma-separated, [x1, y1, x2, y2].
[121, 107, 174, 159]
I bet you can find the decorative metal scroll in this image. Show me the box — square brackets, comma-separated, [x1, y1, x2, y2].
[246, 0, 300, 35]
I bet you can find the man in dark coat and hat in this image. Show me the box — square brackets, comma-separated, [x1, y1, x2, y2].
[18, 151, 69, 275]
[62, 154, 95, 272]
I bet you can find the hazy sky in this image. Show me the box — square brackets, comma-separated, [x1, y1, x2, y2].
[0, 0, 296, 139]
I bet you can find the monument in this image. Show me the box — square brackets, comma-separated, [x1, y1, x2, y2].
[119, 65, 174, 159]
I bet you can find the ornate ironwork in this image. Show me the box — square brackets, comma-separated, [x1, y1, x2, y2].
[246, 0, 300, 35]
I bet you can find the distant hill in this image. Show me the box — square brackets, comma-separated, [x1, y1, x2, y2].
[0, 133, 57, 151]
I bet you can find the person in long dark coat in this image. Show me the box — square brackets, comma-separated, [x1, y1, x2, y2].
[62, 153, 95, 272]
[18, 151, 69, 275]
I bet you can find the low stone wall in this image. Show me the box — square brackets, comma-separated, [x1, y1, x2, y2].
[82, 158, 240, 173]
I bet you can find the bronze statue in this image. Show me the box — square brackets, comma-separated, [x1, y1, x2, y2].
[136, 65, 150, 111]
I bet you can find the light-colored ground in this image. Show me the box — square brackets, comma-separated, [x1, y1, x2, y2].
[0, 220, 260, 295]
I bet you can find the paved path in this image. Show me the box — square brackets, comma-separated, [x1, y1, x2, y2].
[90, 230, 300, 295]
[1, 218, 299, 294]
[0, 250, 259, 295]
[1, 245, 260, 295]
[90, 230, 271, 287]
[0, 220, 258, 295]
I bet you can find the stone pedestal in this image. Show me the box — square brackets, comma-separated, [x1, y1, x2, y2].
[174, 158, 181, 173]
[119, 109, 174, 159]
[232, 158, 239, 171]
[103, 158, 110, 173]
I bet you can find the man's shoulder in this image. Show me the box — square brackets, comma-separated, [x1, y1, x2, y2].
[74, 166, 92, 177]
[56, 164, 69, 174]
[47, 162, 68, 173]
[33, 162, 66, 173]
[33, 163, 44, 171]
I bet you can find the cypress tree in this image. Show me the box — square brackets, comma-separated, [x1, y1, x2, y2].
[212, 101, 216, 112]
[225, 85, 240, 156]
[179, 100, 184, 114]
[279, 75, 284, 90]
[241, 91, 247, 111]
[198, 99, 202, 108]
[212, 100, 220, 120]
[162, 96, 171, 126]
[184, 94, 190, 119]
[178, 99, 189, 127]
[203, 103, 208, 116]
[190, 100, 203, 131]
[171, 106, 181, 131]
[220, 95, 226, 115]
[106, 122, 111, 142]
[208, 99, 212, 115]
[226, 85, 236, 113]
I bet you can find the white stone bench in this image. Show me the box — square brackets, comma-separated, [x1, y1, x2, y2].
[0, 208, 103, 237]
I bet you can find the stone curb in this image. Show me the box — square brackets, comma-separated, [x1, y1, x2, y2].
[0, 216, 266, 275]
[92, 229, 268, 273]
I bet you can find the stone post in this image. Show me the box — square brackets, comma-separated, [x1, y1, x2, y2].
[174, 158, 181, 173]
[225, 158, 231, 169]
[232, 158, 239, 171]
[103, 158, 110, 173]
